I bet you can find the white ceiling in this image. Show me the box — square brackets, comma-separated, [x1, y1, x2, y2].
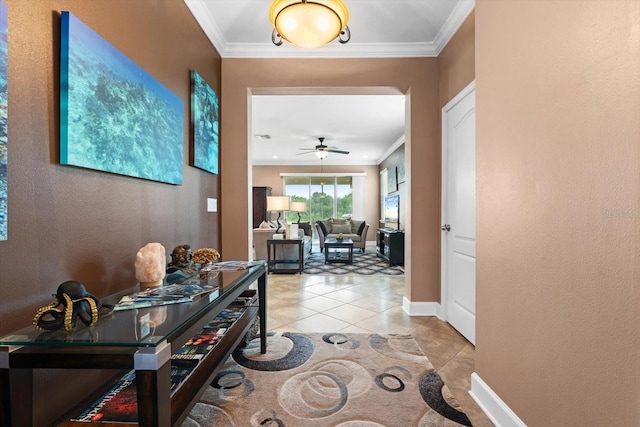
[184, 0, 475, 165]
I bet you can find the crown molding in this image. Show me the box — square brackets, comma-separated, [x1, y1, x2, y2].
[377, 135, 405, 165]
[184, 0, 229, 53]
[185, 0, 475, 59]
[221, 42, 441, 59]
[432, 0, 475, 54]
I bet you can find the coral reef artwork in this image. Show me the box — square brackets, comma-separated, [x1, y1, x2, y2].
[190, 70, 218, 175]
[0, 2, 7, 241]
[60, 12, 183, 185]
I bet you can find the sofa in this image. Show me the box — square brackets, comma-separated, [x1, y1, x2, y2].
[252, 224, 312, 263]
[315, 218, 369, 253]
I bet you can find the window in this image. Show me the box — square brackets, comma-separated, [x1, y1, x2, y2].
[283, 175, 358, 240]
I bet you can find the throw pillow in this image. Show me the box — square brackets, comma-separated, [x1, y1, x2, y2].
[259, 220, 275, 229]
[350, 220, 363, 234]
[321, 220, 332, 234]
[298, 222, 311, 236]
[332, 223, 352, 234]
[357, 221, 366, 235]
[316, 221, 328, 236]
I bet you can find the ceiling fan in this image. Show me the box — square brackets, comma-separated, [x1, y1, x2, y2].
[297, 137, 349, 159]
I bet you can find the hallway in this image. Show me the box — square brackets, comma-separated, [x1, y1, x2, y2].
[265, 273, 493, 426]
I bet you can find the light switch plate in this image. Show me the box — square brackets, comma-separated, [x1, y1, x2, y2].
[207, 198, 217, 212]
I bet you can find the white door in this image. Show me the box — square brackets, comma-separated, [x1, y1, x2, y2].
[441, 82, 476, 344]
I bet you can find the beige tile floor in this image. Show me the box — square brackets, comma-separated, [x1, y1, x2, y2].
[264, 272, 494, 427]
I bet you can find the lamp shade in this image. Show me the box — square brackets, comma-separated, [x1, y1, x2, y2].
[290, 201, 306, 212]
[269, 0, 349, 49]
[267, 196, 291, 212]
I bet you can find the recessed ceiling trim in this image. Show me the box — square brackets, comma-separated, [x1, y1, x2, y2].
[221, 42, 442, 59]
[185, 0, 476, 59]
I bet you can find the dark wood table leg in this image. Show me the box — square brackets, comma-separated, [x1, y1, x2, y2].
[258, 270, 267, 354]
[298, 241, 304, 273]
[0, 367, 10, 427]
[136, 364, 171, 427]
[134, 342, 172, 427]
[2, 368, 33, 427]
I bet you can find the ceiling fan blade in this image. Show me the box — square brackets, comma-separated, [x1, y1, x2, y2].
[327, 149, 349, 154]
[296, 151, 314, 156]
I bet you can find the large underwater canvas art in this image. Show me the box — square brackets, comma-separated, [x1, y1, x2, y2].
[0, 2, 7, 241]
[190, 70, 218, 175]
[60, 12, 183, 185]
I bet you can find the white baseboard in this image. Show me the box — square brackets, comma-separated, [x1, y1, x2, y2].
[470, 373, 527, 427]
[402, 296, 441, 316]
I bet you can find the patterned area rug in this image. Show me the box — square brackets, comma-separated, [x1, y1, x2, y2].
[183, 332, 472, 427]
[302, 252, 404, 276]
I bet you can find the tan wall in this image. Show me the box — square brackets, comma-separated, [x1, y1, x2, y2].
[252, 164, 380, 237]
[439, 12, 475, 108]
[0, 1, 220, 421]
[222, 58, 440, 302]
[476, 1, 640, 425]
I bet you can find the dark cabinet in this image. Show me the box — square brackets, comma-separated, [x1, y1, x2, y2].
[252, 186, 271, 228]
[376, 228, 404, 266]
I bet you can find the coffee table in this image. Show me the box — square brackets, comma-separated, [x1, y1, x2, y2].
[324, 238, 354, 264]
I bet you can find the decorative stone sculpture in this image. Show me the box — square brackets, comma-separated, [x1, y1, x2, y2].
[135, 242, 166, 288]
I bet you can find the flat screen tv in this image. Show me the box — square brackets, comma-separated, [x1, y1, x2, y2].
[384, 194, 400, 227]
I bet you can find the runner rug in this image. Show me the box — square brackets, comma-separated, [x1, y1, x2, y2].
[302, 252, 404, 276]
[183, 332, 472, 427]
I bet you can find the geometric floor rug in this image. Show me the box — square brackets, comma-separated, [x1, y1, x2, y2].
[183, 332, 472, 426]
[302, 252, 404, 276]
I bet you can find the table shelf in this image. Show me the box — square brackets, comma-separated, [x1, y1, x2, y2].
[267, 239, 304, 274]
[0, 263, 268, 427]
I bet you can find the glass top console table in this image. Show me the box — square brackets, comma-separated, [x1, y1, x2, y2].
[0, 262, 267, 427]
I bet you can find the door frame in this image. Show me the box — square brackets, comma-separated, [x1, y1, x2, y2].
[440, 80, 475, 322]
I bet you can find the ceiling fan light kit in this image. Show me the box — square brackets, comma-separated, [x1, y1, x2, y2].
[269, 0, 350, 48]
[297, 137, 350, 160]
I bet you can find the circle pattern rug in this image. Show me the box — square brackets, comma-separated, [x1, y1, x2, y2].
[302, 253, 404, 276]
[183, 333, 472, 427]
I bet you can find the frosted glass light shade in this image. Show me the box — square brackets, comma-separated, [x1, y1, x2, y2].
[314, 150, 329, 159]
[269, 0, 349, 49]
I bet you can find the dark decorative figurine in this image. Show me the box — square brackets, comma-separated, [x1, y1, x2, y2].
[170, 244, 193, 268]
[33, 281, 113, 332]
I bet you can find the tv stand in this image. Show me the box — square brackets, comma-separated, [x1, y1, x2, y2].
[376, 228, 404, 266]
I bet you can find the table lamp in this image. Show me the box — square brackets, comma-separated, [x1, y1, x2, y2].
[266, 196, 290, 234]
[290, 201, 306, 224]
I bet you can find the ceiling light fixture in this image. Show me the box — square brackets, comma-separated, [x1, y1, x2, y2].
[269, 0, 351, 49]
[314, 150, 329, 159]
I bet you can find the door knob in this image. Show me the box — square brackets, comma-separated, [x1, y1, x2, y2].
[441, 224, 451, 232]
